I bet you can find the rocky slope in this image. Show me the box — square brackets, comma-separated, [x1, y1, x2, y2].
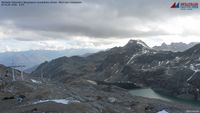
[31, 56, 96, 82]
[0, 64, 26, 81]
[0, 46, 200, 113]
[31, 40, 200, 102]
[0, 74, 199, 113]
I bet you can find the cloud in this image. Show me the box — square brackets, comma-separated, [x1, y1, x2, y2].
[0, 0, 200, 51]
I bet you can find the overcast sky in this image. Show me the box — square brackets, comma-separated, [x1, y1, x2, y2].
[0, 0, 200, 52]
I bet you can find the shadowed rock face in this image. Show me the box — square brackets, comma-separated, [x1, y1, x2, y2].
[182, 44, 200, 56]
[31, 40, 200, 101]
[31, 56, 96, 81]
[0, 64, 8, 74]
[188, 71, 200, 88]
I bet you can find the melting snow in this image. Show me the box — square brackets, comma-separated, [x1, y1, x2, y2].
[158, 61, 161, 66]
[141, 49, 149, 54]
[166, 61, 170, 64]
[33, 99, 80, 105]
[136, 41, 149, 48]
[31, 79, 42, 84]
[190, 64, 200, 72]
[187, 64, 200, 81]
[175, 57, 180, 61]
[196, 63, 200, 66]
[126, 49, 149, 65]
[186, 61, 190, 64]
[115, 70, 119, 74]
[187, 70, 200, 81]
[127, 54, 138, 64]
[157, 110, 168, 113]
[87, 80, 97, 85]
[190, 64, 195, 71]
[187, 73, 194, 81]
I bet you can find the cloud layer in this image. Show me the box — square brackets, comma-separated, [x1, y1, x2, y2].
[0, 0, 200, 52]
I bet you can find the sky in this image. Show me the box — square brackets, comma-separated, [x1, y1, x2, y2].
[0, 0, 200, 52]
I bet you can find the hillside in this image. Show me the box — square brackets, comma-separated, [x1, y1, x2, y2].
[32, 40, 200, 101]
[0, 40, 200, 113]
[0, 63, 199, 113]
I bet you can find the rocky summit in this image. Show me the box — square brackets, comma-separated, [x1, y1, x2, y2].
[0, 40, 200, 113]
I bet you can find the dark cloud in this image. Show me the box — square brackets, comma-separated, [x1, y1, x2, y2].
[0, 0, 199, 41]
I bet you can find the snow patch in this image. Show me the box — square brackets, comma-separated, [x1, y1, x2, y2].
[190, 64, 195, 71]
[108, 97, 117, 103]
[158, 61, 161, 66]
[142, 49, 149, 54]
[127, 54, 138, 64]
[157, 110, 168, 113]
[196, 63, 200, 66]
[87, 80, 97, 85]
[126, 49, 149, 64]
[187, 71, 197, 81]
[186, 61, 190, 64]
[31, 79, 42, 84]
[190, 64, 200, 72]
[175, 57, 180, 61]
[136, 41, 149, 48]
[187, 64, 200, 81]
[104, 75, 114, 82]
[33, 99, 80, 105]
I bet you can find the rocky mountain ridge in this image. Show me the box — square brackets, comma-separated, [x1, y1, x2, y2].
[32, 40, 200, 101]
[153, 42, 199, 52]
[0, 39, 200, 112]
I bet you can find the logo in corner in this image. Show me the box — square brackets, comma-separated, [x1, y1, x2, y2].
[171, 2, 198, 10]
[171, 2, 179, 8]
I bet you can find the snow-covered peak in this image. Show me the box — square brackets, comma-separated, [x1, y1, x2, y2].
[136, 40, 149, 48]
[126, 40, 149, 48]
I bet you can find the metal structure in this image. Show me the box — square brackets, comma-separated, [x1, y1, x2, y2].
[9, 65, 25, 81]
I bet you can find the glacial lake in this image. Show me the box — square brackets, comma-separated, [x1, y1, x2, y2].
[129, 88, 200, 106]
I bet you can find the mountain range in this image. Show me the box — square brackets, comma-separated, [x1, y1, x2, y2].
[0, 40, 200, 113]
[0, 42, 198, 72]
[153, 42, 199, 52]
[32, 40, 200, 101]
[0, 48, 98, 71]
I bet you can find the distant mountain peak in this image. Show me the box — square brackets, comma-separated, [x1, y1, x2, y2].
[161, 42, 167, 47]
[125, 39, 149, 48]
[153, 42, 199, 52]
